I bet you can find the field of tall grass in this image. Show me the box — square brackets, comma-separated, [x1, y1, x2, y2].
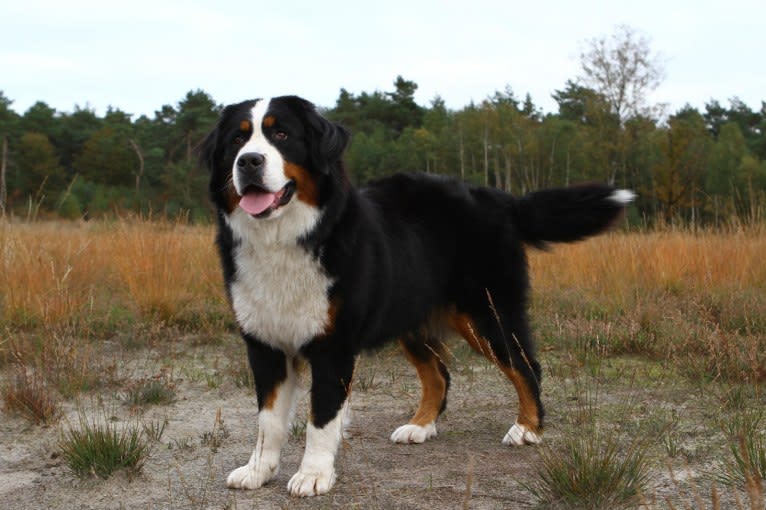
[1, 218, 765, 508]
[529, 227, 766, 383]
[0, 219, 232, 410]
[0, 219, 227, 333]
[2, 218, 764, 392]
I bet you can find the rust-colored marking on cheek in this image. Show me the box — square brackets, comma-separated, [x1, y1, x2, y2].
[223, 177, 241, 214]
[284, 162, 319, 207]
[401, 341, 448, 427]
[240, 120, 251, 132]
[263, 115, 275, 128]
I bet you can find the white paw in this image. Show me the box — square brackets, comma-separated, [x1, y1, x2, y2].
[390, 422, 437, 444]
[502, 422, 542, 446]
[226, 453, 279, 489]
[287, 468, 336, 497]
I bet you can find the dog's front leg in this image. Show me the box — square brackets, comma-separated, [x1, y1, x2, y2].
[288, 344, 355, 497]
[227, 337, 297, 490]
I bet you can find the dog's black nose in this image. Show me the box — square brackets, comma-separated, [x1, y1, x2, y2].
[236, 152, 265, 170]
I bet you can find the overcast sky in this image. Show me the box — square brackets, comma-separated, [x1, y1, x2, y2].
[2, 0, 764, 119]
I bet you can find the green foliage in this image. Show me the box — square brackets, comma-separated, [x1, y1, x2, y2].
[14, 132, 67, 207]
[0, 77, 764, 226]
[58, 412, 151, 479]
[57, 191, 82, 219]
[74, 126, 137, 186]
[123, 377, 176, 407]
[717, 410, 766, 489]
[652, 110, 711, 220]
[20, 101, 58, 138]
[525, 428, 651, 509]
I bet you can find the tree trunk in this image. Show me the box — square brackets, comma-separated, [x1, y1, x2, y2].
[493, 147, 502, 189]
[0, 135, 7, 214]
[186, 133, 193, 164]
[128, 138, 145, 194]
[548, 136, 558, 188]
[459, 129, 465, 180]
[482, 127, 489, 186]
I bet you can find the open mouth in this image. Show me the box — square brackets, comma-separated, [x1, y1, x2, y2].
[238, 181, 296, 218]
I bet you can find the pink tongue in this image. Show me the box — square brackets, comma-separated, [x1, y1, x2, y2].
[239, 191, 277, 215]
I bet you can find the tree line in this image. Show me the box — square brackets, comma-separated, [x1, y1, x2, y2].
[0, 89, 218, 221]
[0, 79, 764, 226]
[2, 22, 765, 226]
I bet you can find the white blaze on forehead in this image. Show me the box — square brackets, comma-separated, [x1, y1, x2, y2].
[233, 98, 289, 195]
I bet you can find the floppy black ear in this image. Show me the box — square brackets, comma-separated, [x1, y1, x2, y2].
[312, 115, 350, 173]
[299, 99, 350, 174]
[198, 102, 249, 173]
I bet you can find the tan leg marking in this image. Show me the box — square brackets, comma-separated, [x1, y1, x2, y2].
[448, 311, 541, 435]
[401, 341, 448, 426]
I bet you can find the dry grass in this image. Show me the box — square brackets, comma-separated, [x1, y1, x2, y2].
[0, 218, 228, 413]
[0, 221, 105, 330]
[108, 220, 224, 325]
[530, 228, 766, 296]
[530, 228, 766, 382]
[2, 365, 62, 425]
[0, 219, 227, 340]
[2, 219, 765, 383]
[3, 219, 765, 508]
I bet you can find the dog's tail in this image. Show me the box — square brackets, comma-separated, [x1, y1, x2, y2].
[510, 183, 635, 249]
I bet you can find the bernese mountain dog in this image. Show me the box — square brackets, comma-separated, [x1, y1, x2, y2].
[200, 95, 634, 497]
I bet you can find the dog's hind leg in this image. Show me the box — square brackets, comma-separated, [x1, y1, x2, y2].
[448, 307, 544, 445]
[391, 334, 451, 444]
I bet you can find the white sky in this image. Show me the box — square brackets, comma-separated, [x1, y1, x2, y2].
[2, 0, 764, 118]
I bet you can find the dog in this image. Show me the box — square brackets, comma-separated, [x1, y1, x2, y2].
[200, 95, 634, 497]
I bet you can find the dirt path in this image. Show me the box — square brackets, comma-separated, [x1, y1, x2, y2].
[1, 344, 543, 509]
[1, 338, 757, 509]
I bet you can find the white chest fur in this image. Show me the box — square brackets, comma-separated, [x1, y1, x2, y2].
[227, 207, 332, 354]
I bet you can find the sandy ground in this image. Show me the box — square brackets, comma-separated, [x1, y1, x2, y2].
[1, 338, 757, 509]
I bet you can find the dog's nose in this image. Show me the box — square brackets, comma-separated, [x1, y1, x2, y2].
[236, 152, 265, 171]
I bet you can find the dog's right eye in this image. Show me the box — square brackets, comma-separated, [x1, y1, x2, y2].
[233, 136, 244, 146]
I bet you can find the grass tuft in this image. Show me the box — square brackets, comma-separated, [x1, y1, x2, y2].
[199, 408, 229, 452]
[58, 411, 151, 479]
[2, 366, 61, 425]
[228, 358, 254, 389]
[123, 375, 176, 407]
[526, 429, 651, 509]
[717, 410, 766, 493]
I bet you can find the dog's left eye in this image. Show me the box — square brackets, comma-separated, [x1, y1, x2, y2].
[274, 131, 288, 141]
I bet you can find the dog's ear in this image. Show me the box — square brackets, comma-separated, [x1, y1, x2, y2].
[299, 99, 350, 175]
[198, 103, 247, 173]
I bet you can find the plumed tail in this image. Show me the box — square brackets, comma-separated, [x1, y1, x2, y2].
[511, 183, 635, 248]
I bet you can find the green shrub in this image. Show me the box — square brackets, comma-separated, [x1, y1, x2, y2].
[58, 412, 151, 479]
[525, 429, 650, 509]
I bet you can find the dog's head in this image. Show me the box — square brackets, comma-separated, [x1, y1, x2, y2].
[201, 96, 349, 232]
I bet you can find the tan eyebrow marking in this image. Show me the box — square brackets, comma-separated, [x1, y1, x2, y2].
[263, 115, 276, 128]
[240, 120, 251, 131]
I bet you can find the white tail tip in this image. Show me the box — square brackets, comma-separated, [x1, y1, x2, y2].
[609, 189, 636, 205]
